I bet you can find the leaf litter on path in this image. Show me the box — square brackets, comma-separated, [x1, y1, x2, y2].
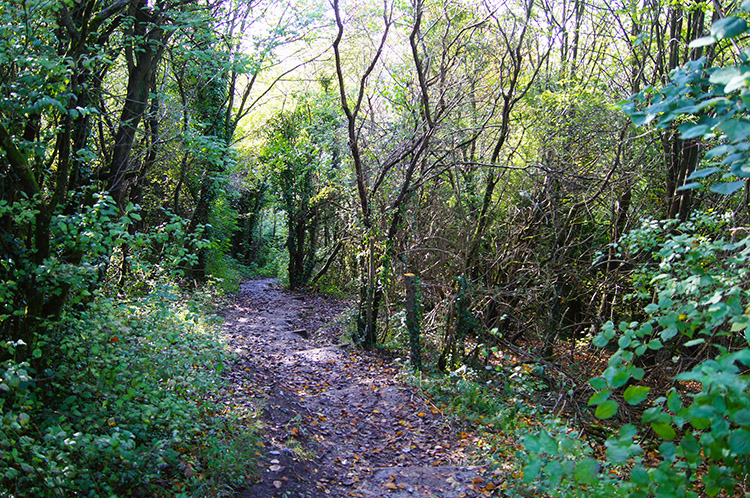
[222, 279, 499, 498]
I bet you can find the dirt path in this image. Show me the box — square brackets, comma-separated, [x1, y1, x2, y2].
[221, 279, 497, 498]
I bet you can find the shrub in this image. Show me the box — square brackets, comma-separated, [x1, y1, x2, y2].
[520, 211, 750, 498]
[0, 288, 258, 497]
[1, 196, 258, 497]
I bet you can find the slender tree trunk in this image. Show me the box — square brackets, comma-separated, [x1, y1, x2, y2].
[107, 2, 168, 204]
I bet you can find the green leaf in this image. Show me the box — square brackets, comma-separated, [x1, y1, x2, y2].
[690, 417, 711, 430]
[544, 460, 564, 485]
[726, 73, 750, 92]
[689, 35, 716, 48]
[644, 303, 659, 313]
[629, 112, 652, 127]
[667, 390, 682, 413]
[729, 430, 750, 455]
[647, 339, 663, 350]
[659, 442, 677, 461]
[630, 465, 650, 487]
[705, 144, 733, 158]
[684, 338, 705, 347]
[593, 333, 609, 348]
[624, 385, 650, 405]
[588, 390, 611, 406]
[589, 377, 607, 390]
[574, 458, 599, 485]
[709, 181, 745, 195]
[651, 422, 676, 440]
[687, 167, 721, 180]
[732, 408, 750, 426]
[677, 182, 703, 191]
[702, 472, 721, 497]
[679, 123, 712, 139]
[711, 67, 743, 85]
[606, 426, 641, 463]
[717, 119, 750, 142]
[711, 16, 748, 39]
[523, 435, 541, 454]
[661, 326, 678, 341]
[681, 433, 701, 460]
[631, 367, 645, 381]
[595, 400, 618, 419]
[612, 370, 630, 389]
[523, 460, 542, 483]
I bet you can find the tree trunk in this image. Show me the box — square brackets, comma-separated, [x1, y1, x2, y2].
[107, 2, 168, 204]
[405, 273, 421, 370]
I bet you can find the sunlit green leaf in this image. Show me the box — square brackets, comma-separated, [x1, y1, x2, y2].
[588, 390, 611, 406]
[623, 385, 650, 405]
[595, 400, 618, 419]
[651, 422, 676, 440]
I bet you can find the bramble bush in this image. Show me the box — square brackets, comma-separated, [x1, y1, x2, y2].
[519, 211, 750, 498]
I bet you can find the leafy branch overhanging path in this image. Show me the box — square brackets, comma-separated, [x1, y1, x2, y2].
[222, 279, 499, 497]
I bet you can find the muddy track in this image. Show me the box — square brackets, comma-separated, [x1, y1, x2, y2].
[221, 279, 497, 498]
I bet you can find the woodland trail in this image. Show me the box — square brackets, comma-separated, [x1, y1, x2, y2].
[221, 279, 499, 498]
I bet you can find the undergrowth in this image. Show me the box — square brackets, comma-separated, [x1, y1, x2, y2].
[0, 285, 259, 497]
[408, 211, 750, 497]
[405, 362, 547, 466]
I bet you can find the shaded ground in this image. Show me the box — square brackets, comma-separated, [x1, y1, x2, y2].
[222, 279, 499, 498]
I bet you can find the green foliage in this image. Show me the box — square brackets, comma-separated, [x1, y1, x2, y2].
[118, 209, 211, 291]
[521, 211, 750, 498]
[205, 195, 243, 294]
[410, 363, 544, 433]
[0, 192, 255, 497]
[621, 4, 750, 194]
[1, 192, 137, 343]
[0, 288, 258, 497]
[258, 93, 343, 289]
[519, 421, 631, 498]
